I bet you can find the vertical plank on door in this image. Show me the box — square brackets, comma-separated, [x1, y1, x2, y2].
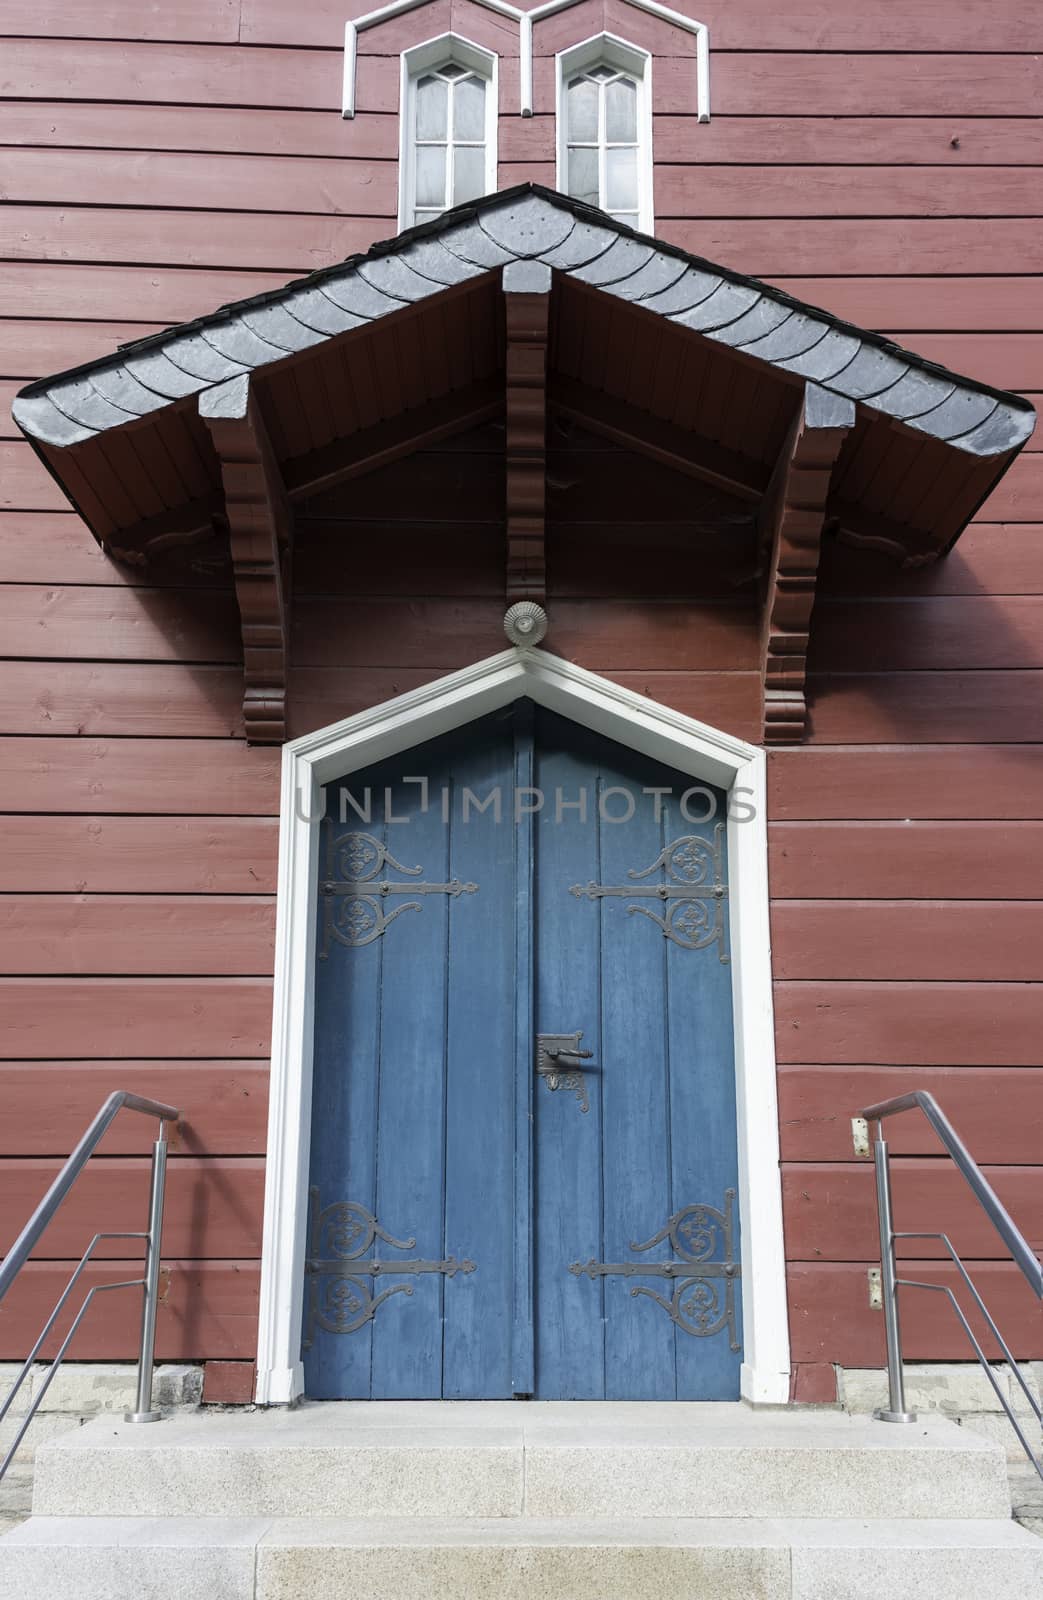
[664, 783, 742, 1399]
[597, 736, 677, 1399]
[304, 796, 383, 1398]
[371, 751, 451, 1398]
[533, 713, 606, 1398]
[443, 717, 516, 1397]
[511, 701, 536, 1396]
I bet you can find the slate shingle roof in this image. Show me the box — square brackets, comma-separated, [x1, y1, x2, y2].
[13, 185, 1035, 461]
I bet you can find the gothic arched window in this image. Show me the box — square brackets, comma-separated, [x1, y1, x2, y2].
[558, 36, 653, 231]
[401, 37, 497, 229]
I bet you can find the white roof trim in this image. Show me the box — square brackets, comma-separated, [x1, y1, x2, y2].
[343, 0, 710, 121]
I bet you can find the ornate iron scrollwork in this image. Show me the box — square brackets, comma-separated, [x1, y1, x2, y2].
[303, 1189, 476, 1347]
[320, 829, 478, 953]
[570, 825, 729, 961]
[569, 1189, 741, 1348]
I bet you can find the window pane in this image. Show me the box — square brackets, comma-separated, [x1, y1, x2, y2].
[453, 142, 485, 205]
[416, 75, 447, 141]
[567, 76, 598, 143]
[567, 145, 599, 207]
[454, 75, 486, 142]
[606, 76, 637, 142]
[415, 144, 446, 208]
[605, 145, 637, 211]
[441, 62, 465, 79]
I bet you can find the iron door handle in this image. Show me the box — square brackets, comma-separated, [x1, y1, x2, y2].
[536, 1032, 597, 1079]
[535, 1032, 598, 1114]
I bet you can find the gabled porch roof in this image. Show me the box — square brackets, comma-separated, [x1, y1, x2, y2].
[11, 184, 1036, 745]
[15, 184, 1034, 548]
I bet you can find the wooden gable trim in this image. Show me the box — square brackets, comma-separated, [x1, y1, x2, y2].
[200, 375, 291, 745]
[281, 380, 503, 504]
[760, 382, 855, 745]
[550, 374, 769, 503]
[110, 380, 504, 565]
[503, 262, 550, 605]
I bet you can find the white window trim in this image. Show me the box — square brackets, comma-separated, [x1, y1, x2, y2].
[398, 33, 499, 231]
[344, 0, 710, 123]
[255, 647, 790, 1408]
[556, 33, 654, 234]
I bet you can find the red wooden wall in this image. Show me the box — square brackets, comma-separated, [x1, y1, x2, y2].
[1, 0, 1041, 1401]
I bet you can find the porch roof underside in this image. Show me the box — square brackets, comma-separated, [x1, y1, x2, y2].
[12, 185, 1036, 564]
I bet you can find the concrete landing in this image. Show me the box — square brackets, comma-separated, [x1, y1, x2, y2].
[29, 1400, 1013, 1520]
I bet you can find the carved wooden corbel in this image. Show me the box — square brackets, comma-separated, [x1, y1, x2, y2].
[760, 383, 855, 744]
[200, 374, 291, 744]
[503, 261, 550, 604]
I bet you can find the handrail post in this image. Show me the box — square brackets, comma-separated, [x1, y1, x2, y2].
[872, 1133, 916, 1424]
[125, 1123, 169, 1424]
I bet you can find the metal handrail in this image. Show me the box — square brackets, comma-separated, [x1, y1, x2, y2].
[0, 1092, 179, 1480]
[858, 1090, 1043, 1480]
[861, 1091, 1043, 1297]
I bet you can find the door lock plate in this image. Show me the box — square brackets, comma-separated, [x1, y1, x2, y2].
[536, 1032, 596, 1114]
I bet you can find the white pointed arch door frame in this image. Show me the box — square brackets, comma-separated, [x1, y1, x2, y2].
[255, 648, 790, 1405]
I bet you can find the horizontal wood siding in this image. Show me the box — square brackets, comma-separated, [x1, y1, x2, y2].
[788, 1262, 1042, 1365]
[0, 1158, 265, 1258]
[783, 1162, 1043, 1262]
[0, 979, 273, 1058]
[0, 1261, 259, 1360]
[0, 817, 278, 893]
[774, 983, 1043, 1067]
[0, 3, 1040, 1385]
[768, 823, 1043, 901]
[778, 1068, 1043, 1165]
[0, 896, 277, 975]
[0, 1063, 269, 1154]
[770, 903, 1043, 983]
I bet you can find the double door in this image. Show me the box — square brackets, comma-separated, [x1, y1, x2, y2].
[304, 703, 741, 1399]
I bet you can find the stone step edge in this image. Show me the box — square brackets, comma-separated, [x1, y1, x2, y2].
[4, 1515, 1042, 1546]
[30, 1441, 1014, 1521]
[4, 1517, 1040, 1600]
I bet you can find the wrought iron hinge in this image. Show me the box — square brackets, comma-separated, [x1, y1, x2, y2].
[303, 1191, 476, 1347]
[320, 828, 477, 951]
[569, 826, 729, 960]
[570, 1192, 742, 1349]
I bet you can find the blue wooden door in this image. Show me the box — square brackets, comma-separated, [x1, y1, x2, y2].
[304, 714, 521, 1398]
[532, 709, 741, 1399]
[305, 704, 740, 1399]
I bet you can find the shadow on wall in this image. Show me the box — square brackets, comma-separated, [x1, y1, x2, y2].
[806, 525, 1041, 746]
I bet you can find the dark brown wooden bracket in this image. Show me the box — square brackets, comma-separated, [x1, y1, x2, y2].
[200, 374, 291, 745]
[503, 261, 550, 604]
[760, 382, 855, 745]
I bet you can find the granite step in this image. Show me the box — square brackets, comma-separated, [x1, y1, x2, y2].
[2, 1514, 1042, 1600]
